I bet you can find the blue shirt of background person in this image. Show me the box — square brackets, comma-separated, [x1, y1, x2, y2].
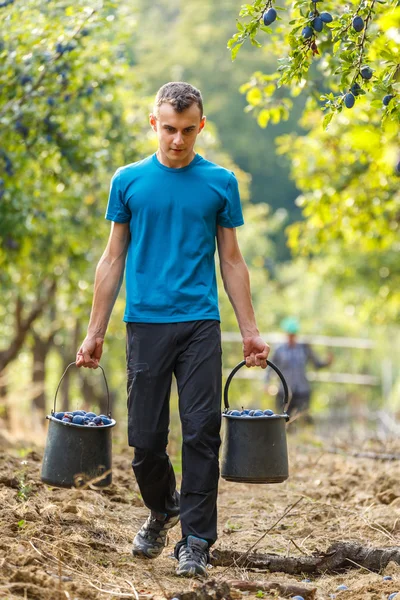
[105, 153, 244, 323]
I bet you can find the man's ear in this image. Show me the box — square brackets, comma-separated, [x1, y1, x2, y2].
[149, 113, 157, 132]
[198, 116, 206, 133]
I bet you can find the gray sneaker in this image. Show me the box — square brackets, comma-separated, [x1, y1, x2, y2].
[132, 512, 180, 559]
[176, 535, 208, 577]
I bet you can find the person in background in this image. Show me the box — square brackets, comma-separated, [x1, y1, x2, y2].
[265, 317, 333, 420]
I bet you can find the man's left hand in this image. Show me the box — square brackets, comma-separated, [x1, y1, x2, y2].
[243, 335, 270, 368]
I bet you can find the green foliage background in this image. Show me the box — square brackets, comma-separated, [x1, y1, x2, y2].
[0, 0, 399, 436]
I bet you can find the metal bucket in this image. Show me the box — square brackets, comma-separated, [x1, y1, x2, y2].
[221, 360, 290, 484]
[41, 362, 116, 489]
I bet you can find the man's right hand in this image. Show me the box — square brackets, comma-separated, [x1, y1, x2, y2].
[76, 336, 104, 369]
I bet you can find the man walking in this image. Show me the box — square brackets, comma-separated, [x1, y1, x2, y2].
[76, 82, 269, 577]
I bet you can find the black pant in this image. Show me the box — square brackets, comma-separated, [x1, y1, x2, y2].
[126, 320, 222, 548]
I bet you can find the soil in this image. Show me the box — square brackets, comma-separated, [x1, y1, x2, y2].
[0, 427, 399, 600]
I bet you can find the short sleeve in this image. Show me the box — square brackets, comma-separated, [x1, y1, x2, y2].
[105, 169, 131, 223]
[217, 173, 244, 228]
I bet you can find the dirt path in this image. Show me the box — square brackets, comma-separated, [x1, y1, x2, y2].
[0, 432, 399, 600]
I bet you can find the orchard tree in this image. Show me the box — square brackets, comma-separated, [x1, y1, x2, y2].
[0, 0, 149, 379]
[0, 0, 145, 254]
[1, 0, 274, 418]
[229, 0, 400, 326]
[229, 0, 399, 128]
[277, 106, 400, 322]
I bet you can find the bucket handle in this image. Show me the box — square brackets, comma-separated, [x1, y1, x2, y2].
[224, 359, 290, 415]
[52, 362, 111, 418]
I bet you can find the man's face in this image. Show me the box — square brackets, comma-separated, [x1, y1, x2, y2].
[149, 102, 206, 166]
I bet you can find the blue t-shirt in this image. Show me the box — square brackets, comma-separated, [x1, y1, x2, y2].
[105, 152, 244, 323]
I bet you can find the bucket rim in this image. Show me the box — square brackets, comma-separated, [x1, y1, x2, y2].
[46, 415, 116, 428]
[222, 412, 288, 420]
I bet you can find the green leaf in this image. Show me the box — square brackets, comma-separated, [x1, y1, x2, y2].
[371, 99, 384, 108]
[323, 111, 334, 129]
[231, 42, 244, 61]
[333, 40, 341, 53]
[250, 38, 262, 48]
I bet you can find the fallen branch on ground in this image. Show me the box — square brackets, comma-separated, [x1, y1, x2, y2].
[228, 579, 316, 599]
[211, 542, 400, 574]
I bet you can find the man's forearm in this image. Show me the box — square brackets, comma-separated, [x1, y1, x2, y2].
[86, 250, 126, 339]
[220, 257, 259, 338]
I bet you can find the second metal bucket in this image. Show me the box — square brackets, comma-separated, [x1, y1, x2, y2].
[41, 363, 116, 489]
[221, 360, 290, 484]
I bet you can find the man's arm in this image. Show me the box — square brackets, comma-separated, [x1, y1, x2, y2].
[306, 344, 334, 369]
[76, 221, 130, 368]
[216, 225, 269, 368]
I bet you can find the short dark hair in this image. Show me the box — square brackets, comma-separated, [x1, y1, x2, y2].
[154, 82, 203, 117]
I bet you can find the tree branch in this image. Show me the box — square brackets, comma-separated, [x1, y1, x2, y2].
[0, 280, 56, 373]
[211, 542, 400, 575]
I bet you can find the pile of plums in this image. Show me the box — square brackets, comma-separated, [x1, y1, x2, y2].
[53, 410, 112, 426]
[224, 408, 275, 417]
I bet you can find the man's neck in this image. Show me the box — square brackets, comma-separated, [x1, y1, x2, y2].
[156, 149, 196, 169]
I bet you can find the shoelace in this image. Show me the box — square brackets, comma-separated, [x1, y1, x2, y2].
[181, 544, 206, 564]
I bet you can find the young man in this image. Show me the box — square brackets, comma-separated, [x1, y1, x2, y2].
[76, 82, 269, 577]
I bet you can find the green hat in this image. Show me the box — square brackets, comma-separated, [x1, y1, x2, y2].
[281, 317, 300, 334]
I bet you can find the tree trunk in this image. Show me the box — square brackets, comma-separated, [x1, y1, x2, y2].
[31, 297, 58, 420]
[0, 280, 56, 374]
[0, 370, 10, 428]
[81, 375, 113, 415]
[32, 334, 49, 414]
